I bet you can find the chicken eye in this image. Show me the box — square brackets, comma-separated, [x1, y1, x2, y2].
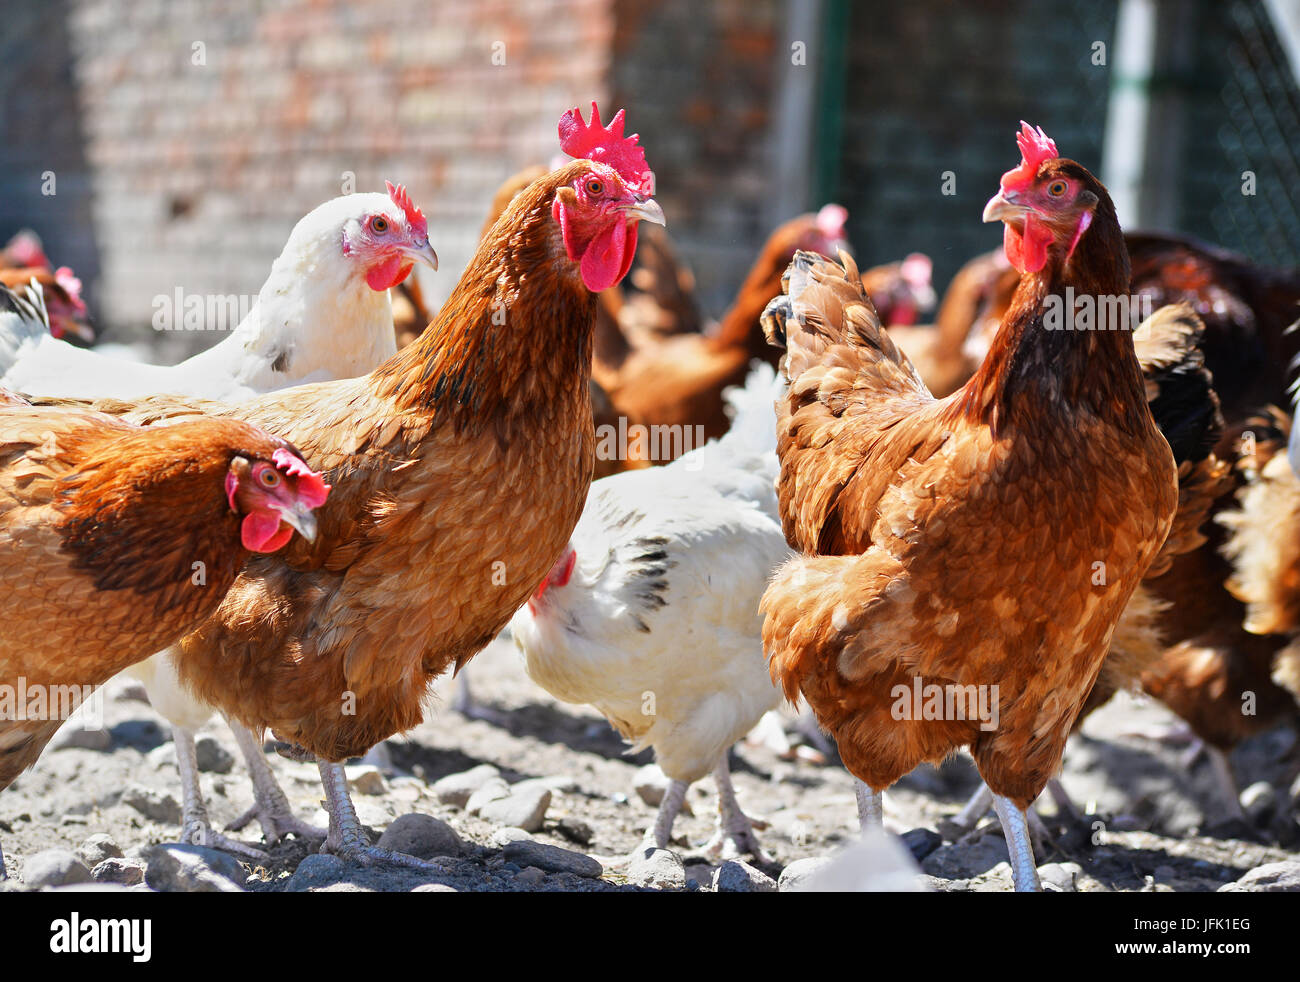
[259, 469, 282, 488]
[1047, 180, 1068, 198]
[370, 216, 389, 233]
[585, 178, 604, 196]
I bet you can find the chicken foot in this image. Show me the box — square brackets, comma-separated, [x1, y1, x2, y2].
[992, 794, 1042, 892]
[174, 725, 270, 859]
[224, 722, 328, 845]
[317, 761, 443, 871]
[702, 755, 769, 863]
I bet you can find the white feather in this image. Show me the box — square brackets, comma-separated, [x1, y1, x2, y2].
[510, 364, 790, 783]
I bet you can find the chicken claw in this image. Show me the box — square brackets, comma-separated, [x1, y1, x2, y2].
[702, 756, 769, 863]
[174, 725, 269, 860]
[317, 762, 444, 872]
[224, 723, 328, 845]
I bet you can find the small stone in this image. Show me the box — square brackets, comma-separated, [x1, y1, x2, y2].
[556, 816, 595, 846]
[432, 765, 502, 808]
[501, 840, 603, 879]
[901, 827, 943, 861]
[120, 784, 183, 825]
[1038, 862, 1081, 893]
[92, 858, 145, 886]
[1219, 860, 1300, 892]
[194, 735, 235, 774]
[50, 725, 113, 752]
[490, 827, 532, 848]
[515, 866, 547, 886]
[628, 845, 686, 890]
[77, 833, 123, 867]
[376, 813, 464, 859]
[777, 856, 833, 891]
[1240, 781, 1276, 821]
[466, 778, 511, 815]
[633, 764, 670, 807]
[113, 681, 150, 703]
[411, 882, 458, 893]
[711, 859, 777, 893]
[478, 784, 551, 833]
[684, 862, 714, 890]
[284, 854, 347, 892]
[60, 814, 89, 826]
[347, 765, 388, 797]
[142, 844, 246, 893]
[23, 849, 94, 889]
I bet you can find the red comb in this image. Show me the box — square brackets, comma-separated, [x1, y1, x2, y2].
[385, 181, 427, 238]
[1001, 121, 1059, 191]
[558, 102, 654, 194]
[272, 448, 331, 509]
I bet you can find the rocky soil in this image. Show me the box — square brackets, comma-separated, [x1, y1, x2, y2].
[2, 634, 1298, 893]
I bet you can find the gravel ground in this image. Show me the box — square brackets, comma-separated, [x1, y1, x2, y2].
[2, 633, 1298, 893]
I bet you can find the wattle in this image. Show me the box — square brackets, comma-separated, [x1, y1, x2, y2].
[365, 256, 414, 292]
[579, 220, 636, 293]
[241, 512, 293, 553]
[1004, 215, 1051, 274]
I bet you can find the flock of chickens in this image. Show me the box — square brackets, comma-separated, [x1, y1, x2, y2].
[2, 105, 1299, 892]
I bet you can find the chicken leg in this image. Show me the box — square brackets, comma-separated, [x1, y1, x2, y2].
[647, 777, 690, 849]
[0, 837, 7, 880]
[174, 725, 269, 859]
[993, 794, 1041, 892]
[317, 761, 442, 871]
[954, 783, 994, 830]
[856, 780, 883, 831]
[223, 722, 328, 845]
[953, 781, 1057, 858]
[702, 755, 768, 862]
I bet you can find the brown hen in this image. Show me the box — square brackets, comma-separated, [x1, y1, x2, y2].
[759, 124, 1177, 891]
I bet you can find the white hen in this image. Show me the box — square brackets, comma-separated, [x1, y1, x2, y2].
[510, 362, 790, 860]
[2, 183, 437, 859]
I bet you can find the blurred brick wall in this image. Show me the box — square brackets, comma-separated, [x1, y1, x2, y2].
[610, 0, 784, 315]
[58, 0, 615, 350]
[1, 0, 788, 350]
